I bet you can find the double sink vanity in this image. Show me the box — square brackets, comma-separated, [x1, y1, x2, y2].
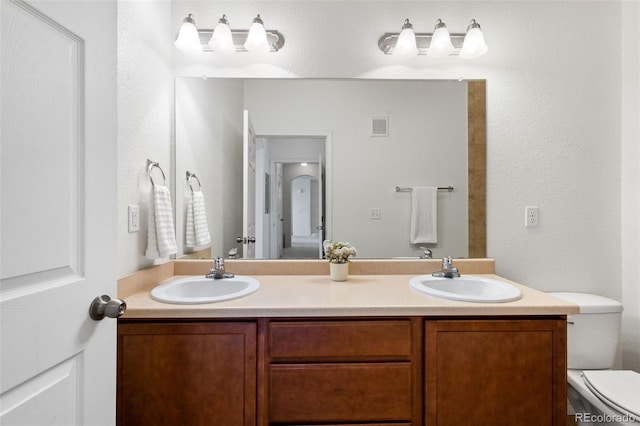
[117, 258, 578, 426]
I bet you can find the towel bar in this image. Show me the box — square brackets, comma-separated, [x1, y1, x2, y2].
[147, 159, 166, 187]
[396, 186, 454, 192]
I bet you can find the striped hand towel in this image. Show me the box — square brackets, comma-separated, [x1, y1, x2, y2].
[145, 185, 177, 259]
[186, 190, 211, 248]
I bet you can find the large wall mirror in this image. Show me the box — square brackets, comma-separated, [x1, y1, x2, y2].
[175, 78, 486, 260]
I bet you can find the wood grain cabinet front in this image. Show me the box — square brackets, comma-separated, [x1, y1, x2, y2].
[116, 316, 567, 426]
[425, 318, 567, 426]
[265, 319, 422, 425]
[117, 321, 257, 426]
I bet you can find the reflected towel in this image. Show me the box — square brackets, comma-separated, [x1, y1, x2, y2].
[186, 190, 211, 248]
[410, 186, 437, 244]
[145, 185, 177, 259]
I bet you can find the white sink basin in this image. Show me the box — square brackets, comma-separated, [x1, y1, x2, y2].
[150, 276, 260, 305]
[409, 275, 522, 303]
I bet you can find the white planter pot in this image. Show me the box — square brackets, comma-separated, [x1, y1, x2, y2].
[329, 262, 349, 282]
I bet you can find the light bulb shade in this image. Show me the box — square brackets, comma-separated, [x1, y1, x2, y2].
[394, 19, 418, 56]
[429, 26, 454, 58]
[208, 15, 235, 53]
[460, 21, 488, 59]
[244, 15, 271, 53]
[175, 14, 202, 53]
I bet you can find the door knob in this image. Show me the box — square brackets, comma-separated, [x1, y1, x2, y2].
[236, 236, 257, 244]
[89, 295, 126, 321]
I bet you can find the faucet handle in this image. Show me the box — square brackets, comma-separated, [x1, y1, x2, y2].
[442, 256, 453, 267]
[419, 247, 433, 259]
[214, 257, 224, 270]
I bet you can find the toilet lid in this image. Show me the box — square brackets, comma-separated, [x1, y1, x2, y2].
[582, 370, 640, 418]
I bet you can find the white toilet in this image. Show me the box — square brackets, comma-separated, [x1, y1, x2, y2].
[549, 292, 639, 425]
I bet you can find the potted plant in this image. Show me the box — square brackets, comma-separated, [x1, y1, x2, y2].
[323, 240, 357, 281]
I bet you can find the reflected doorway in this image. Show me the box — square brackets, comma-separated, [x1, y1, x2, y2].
[254, 136, 326, 259]
[285, 171, 321, 258]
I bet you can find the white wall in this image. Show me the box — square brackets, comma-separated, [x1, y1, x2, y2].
[117, 0, 639, 369]
[117, 1, 174, 275]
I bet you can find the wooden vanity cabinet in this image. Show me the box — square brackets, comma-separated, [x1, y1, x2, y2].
[117, 320, 257, 426]
[425, 318, 567, 426]
[117, 316, 566, 426]
[264, 318, 422, 425]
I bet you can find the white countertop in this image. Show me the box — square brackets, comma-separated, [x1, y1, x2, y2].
[121, 273, 579, 319]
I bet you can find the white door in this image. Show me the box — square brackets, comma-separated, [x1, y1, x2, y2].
[242, 110, 256, 258]
[0, 0, 118, 424]
[275, 163, 284, 258]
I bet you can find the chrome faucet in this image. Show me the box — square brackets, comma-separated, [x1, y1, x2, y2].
[206, 257, 235, 279]
[432, 256, 460, 278]
[419, 247, 433, 259]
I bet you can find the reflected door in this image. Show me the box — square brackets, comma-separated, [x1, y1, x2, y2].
[317, 153, 325, 258]
[242, 110, 256, 258]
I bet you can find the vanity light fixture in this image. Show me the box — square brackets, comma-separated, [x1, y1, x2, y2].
[174, 12, 284, 54]
[244, 14, 271, 53]
[378, 18, 488, 58]
[208, 15, 235, 53]
[394, 19, 419, 56]
[428, 19, 454, 58]
[459, 19, 488, 59]
[175, 14, 203, 53]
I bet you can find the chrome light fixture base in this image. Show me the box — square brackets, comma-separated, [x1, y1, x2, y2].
[378, 32, 466, 56]
[198, 28, 285, 52]
[198, 29, 284, 52]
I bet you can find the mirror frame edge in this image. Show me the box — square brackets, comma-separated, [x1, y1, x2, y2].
[468, 80, 486, 258]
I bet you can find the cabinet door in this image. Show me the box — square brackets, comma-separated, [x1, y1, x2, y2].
[425, 319, 566, 426]
[118, 321, 256, 426]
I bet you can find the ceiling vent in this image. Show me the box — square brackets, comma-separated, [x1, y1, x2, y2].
[370, 117, 389, 137]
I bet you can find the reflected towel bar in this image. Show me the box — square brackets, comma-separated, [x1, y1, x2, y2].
[186, 171, 202, 192]
[396, 186, 454, 192]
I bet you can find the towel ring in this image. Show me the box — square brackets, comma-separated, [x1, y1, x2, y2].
[186, 171, 202, 192]
[147, 159, 166, 187]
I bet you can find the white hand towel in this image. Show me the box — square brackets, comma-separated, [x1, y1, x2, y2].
[186, 190, 211, 248]
[410, 186, 438, 244]
[145, 185, 177, 259]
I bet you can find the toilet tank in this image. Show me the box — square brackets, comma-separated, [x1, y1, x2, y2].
[549, 292, 623, 369]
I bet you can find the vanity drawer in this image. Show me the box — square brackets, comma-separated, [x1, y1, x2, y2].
[269, 363, 413, 423]
[286, 424, 411, 426]
[268, 319, 412, 361]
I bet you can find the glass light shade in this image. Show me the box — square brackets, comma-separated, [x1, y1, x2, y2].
[429, 27, 454, 58]
[175, 14, 202, 53]
[208, 16, 235, 53]
[244, 15, 271, 53]
[394, 19, 418, 56]
[460, 24, 488, 59]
